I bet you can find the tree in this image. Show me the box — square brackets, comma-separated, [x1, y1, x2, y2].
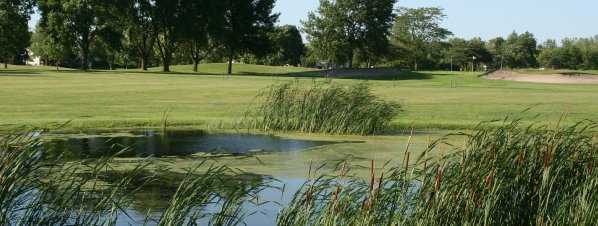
[302, 0, 350, 69]
[358, 0, 396, 67]
[487, 37, 506, 69]
[444, 37, 491, 71]
[444, 38, 470, 71]
[30, 23, 73, 70]
[538, 39, 560, 69]
[152, 0, 188, 72]
[123, 0, 154, 70]
[268, 25, 305, 66]
[179, 0, 221, 72]
[0, 0, 35, 68]
[303, 0, 396, 68]
[392, 7, 452, 70]
[468, 37, 492, 69]
[38, 0, 119, 70]
[219, 0, 278, 75]
[503, 31, 538, 68]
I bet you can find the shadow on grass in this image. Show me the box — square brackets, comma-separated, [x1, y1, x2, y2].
[1, 66, 434, 81]
[0, 69, 43, 76]
[128, 68, 433, 81]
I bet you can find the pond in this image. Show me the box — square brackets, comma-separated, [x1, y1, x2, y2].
[38, 131, 350, 225]
[35, 130, 432, 226]
[113, 176, 306, 226]
[44, 131, 342, 159]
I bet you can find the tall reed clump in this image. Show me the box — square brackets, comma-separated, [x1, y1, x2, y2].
[0, 130, 268, 226]
[279, 118, 598, 225]
[413, 118, 598, 225]
[0, 130, 145, 225]
[246, 81, 401, 135]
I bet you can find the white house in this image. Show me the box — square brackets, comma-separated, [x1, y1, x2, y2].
[26, 49, 41, 66]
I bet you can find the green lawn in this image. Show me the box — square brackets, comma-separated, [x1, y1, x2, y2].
[1, 64, 597, 131]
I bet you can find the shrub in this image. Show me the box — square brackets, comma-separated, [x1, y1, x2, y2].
[246, 81, 401, 135]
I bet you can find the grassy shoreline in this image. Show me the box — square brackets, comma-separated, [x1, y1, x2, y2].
[1, 64, 598, 132]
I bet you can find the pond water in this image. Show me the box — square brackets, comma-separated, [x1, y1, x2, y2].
[39, 131, 343, 225]
[113, 177, 306, 226]
[36, 131, 368, 225]
[44, 131, 340, 159]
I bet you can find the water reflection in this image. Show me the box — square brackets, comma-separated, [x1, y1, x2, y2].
[44, 132, 340, 159]
[105, 170, 305, 226]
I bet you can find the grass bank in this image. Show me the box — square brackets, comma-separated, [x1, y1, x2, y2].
[1, 64, 598, 131]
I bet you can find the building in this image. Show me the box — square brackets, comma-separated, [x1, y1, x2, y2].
[26, 49, 41, 66]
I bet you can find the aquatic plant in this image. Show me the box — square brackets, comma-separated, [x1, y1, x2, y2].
[246, 81, 401, 135]
[0, 130, 267, 226]
[279, 118, 598, 225]
[2, 118, 596, 225]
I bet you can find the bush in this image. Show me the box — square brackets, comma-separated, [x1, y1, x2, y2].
[246, 81, 401, 135]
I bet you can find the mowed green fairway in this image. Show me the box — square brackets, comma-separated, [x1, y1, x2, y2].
[0, 63, 597, 131]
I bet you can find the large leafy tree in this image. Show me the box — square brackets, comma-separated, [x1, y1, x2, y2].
[302, 0, 349, 68]
[219, 0, 278, 75]
[503, 31, 538, 68]
[391, 7, 452, 70]
[486, 37, 506, 69]
[122, 0, 154, 70]
[179, 0, 222, 72]
[443, 37, 492, 71]
[268, 25, 305, 66]
[152, 0, 187, 72]
[38, 0, 120, 70]
[358, 0, 396, 67]
[30, 23, 74, 70]
[0, 0, 35, 68]
[303, 0, 396, 68]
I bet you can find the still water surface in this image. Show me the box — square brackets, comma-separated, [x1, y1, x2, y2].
[43, 131, 343, 225]
[45, 131, 339, 158]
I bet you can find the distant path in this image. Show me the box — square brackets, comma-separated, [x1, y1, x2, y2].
[486, 70, 598, 84]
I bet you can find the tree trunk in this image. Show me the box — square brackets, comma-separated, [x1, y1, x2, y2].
[227, 54, 233, 75]
[140, 56, 147, 71]
[109, 55, 115, 70]
[193, 60, 199, 72]
[3, 62, 7, 69]
[414, 61, 418, 71]
[81, 40, 89, 70]
[162, 53, 171, 72]
[348, 49, 354, 68]
[163, 60, 170, 72]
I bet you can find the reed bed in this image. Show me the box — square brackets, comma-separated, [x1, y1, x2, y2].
[0, 130, 268, 226]
[245, 81, 401, 135]
[2, 118, 597, 225]
[279, 119, 598, 225]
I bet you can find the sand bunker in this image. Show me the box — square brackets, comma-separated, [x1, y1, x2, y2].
[486, 70, 598, 84]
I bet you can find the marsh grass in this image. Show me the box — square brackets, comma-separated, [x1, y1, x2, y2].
[245, 81, 401, 135]
[2, 118, 596, 225]
[0, 130, 269, 226]
[279, 118, 598, 225]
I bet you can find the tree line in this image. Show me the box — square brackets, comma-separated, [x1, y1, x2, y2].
[2, 0, 598, 72]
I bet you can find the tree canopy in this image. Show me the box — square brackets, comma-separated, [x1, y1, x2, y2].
[0, 0, 35, 68]
[303, 0, 397, 68]
[5, 1, 597, 72]
[391, 7, 452, 70]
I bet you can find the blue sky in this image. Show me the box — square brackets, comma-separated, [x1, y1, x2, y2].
[29, 0, 597, 42]
[274, 0, 598, 42]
